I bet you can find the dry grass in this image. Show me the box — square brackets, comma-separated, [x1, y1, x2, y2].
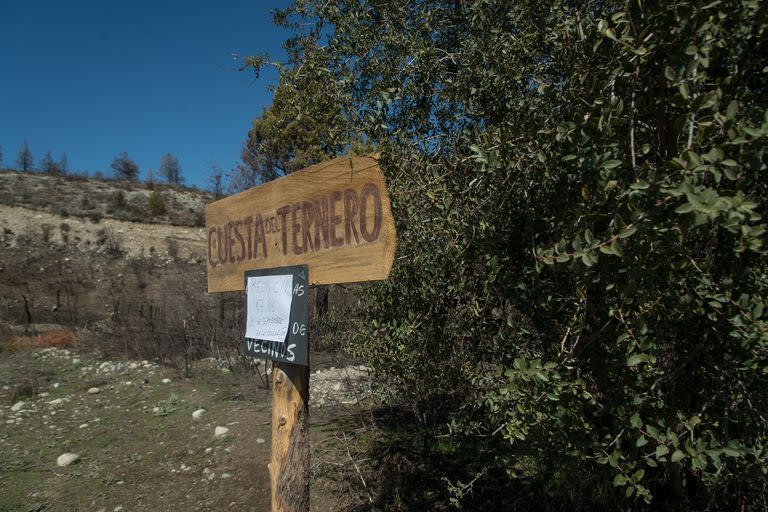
[6, 328, 76, 351]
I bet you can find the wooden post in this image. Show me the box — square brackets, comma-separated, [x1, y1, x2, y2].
[269, 361, 310, 512]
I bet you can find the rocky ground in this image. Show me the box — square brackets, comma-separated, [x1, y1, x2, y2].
[0, 345, 373, 511]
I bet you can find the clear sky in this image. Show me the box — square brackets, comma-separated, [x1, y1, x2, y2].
[0, 0, 291, 189]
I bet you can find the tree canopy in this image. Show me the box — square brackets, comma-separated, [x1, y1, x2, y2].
[249, 0, 768, 508]
[110, 151, 139, 181]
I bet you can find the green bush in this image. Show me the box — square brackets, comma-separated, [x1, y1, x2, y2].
[267, 0, 768, 508]
[148, 191, 166, 217]
[110, 190, 126, 210]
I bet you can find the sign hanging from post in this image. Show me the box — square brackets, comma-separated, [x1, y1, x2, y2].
[244, 265, 309, 366]
[205, 154, 396, 293]
[205, 154, 396, 512]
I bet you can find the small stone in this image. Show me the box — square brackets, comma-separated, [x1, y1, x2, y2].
[57, 453, 80, 467]
[114, 506, 123, 512]
[49, 398, 63, 406]
[205, 447, 213, 454]
[87, 387, 100, 395]
[192, 409, 205, 420]
[221, 472, 232, 479]
[255, 437, 266, 444]
[203, 467, 211, 474]
[11, 401, 25, 412]
[162, 378, 171, 384]
[214, 426, 229, 438]
[79, 423, 88, 429]
[117, 480, 125, 485]
[207, 472, 215, 480]
[152, 407, 160, 414]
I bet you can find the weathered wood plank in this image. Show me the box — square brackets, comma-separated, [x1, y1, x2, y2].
[205, 155, 396, 292]
[269, 362, 310, 512]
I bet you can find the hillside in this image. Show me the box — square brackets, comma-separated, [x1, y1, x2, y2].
[0, 170, 213, 227]
[0, 170, 211, 331]
[0, 170, 372, 511]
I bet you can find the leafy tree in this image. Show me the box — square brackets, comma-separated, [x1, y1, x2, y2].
[16, 140, 33, 172]
[159, 153, 183, 186]
[264, 0, 768, 508]
[40, 150, 60, 174]
[110, 151, 139, 181]
[230, 64, 350, 191]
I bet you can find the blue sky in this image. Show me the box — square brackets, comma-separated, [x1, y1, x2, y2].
[0, 0, 291, 189]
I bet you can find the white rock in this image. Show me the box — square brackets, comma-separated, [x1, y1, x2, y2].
[87, 387, 100, 395]
[49, 398, 63, 406]
[11, 401, 25, 412]
[56, 453, 80, 467]
[203, 467, 211, 474]
[79, 423, 88, 429]
[114, 506, 123, 512]
[221, 472, 232, 479]
[205, 447, 213, 454]
[255, 437, 266, 444]
[207, 472, 215, 480]
[192, 409, 205, 420]
[214, 426, 229, 438]
[162, 378, 171, 384]
[129, 362, 138, 370]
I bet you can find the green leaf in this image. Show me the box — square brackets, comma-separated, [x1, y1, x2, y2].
[636, 435, 648, 447]
[627, 353, 647, 367]
[618, 226, 637, 239]
[671, 450, 686, 463]
[613, 474, 628, 487]
[655, 445, 669, 458]
[675, 203, 695, 214]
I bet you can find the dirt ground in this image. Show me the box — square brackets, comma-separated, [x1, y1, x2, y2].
[0, 345, 359, 512]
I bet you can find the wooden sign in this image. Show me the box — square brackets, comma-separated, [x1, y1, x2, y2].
[205, 155, 396, 293]
[244, 265, 309, 366]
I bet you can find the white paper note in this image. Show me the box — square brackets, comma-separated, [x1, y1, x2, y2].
[245, 274, 294, 342]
